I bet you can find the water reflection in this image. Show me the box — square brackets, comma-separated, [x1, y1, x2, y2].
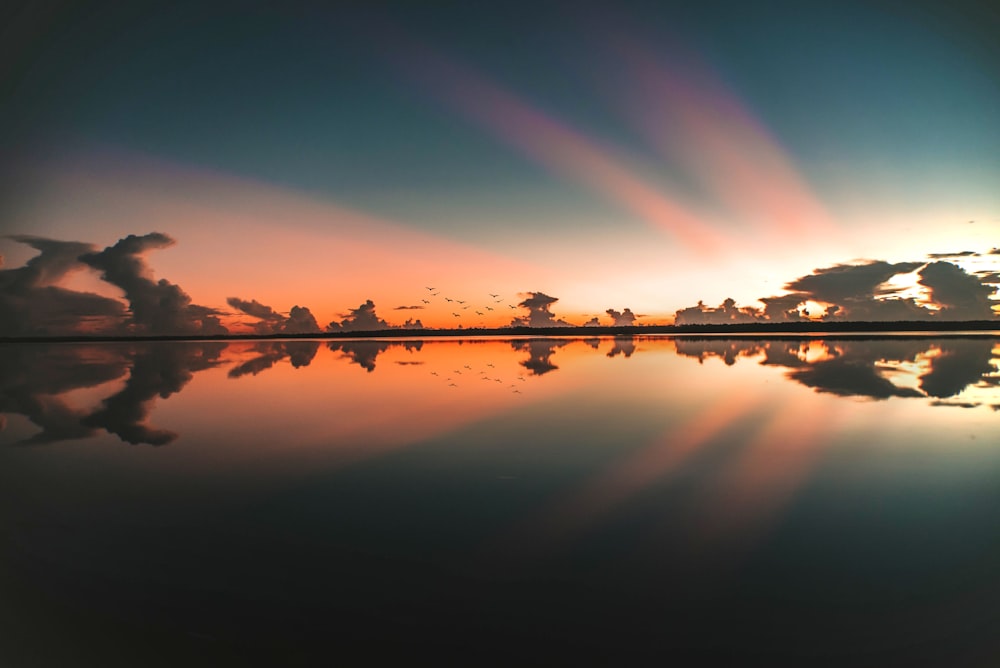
[1, 336, 999, 663]
[1, 336, 998, 447]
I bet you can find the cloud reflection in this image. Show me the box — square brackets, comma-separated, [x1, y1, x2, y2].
[1, 336, 997, 451]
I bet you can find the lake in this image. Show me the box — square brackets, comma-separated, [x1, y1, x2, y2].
[2, 336, 998, 665]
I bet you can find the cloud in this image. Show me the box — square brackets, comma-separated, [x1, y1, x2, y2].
[675, 298, 767, 325]
[582, 317, 600, 327]
[674, 257, 999, 324]
[328, 299, 399, 332]
[227, 297, 284, 323]
[228, 297, 320, 334]
[975, 272, 1000, 284]
[605, 308, 637, 326]
[81, 233, 227, 335]
[927, 251, 977, 259]
[0, 236, 128, 336]
[785, 260, 923, 304]
[393, 305, 425, 310]
[918, 261, 996, 320]
[510, 292, 573, 327]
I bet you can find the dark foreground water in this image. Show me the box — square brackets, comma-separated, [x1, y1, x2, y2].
[2, 336, 999, 666]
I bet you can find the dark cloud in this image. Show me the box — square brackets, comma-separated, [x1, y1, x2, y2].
[228, 297, 320, 334]
[605, 308, 637, 326]
[327, 299, 421, 332]
[228, 341, 320, 378]
[975, 272, 1000, 284]
[0, 236, 127, 335]
[988, 248, 1000, 255]
[227, 297, 284, 323]
[582, 317, 600, 327]
[927, 251, 977, 259]
[929, 400, 980, 408]
[510, 292, 573, 328]
[675, 298, 766, 325]
[675, 258, 999, 324]
[393, 305, 425, 310]
[918, 262, 996, 320]
[785, 261, 923, 304]
[81, 233, 227, 336]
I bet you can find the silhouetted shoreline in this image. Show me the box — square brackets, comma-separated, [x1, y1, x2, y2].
[2, 320, 999, 343]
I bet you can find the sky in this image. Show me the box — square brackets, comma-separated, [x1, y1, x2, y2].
[1, 0, 998, 335]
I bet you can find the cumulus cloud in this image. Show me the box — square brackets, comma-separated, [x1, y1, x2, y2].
[674, 258, 999, 324]
[327, 300, 422, 332]
[582, 317, 600, 327]
[510, 292, 573, 328]
[81, 233, 227, 335]
[918, 261, 996, 320]
[786, 260, 923, 305]
[675, 298, 766, 325]
[228, 297, 320, 334]
[0, 236, 127, 335]
[605, 308, 637, 326]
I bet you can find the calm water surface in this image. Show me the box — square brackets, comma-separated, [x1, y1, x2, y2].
[2, 336, 999, 665]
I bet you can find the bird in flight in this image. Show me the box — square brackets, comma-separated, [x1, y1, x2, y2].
[508, 305, 516, 309]
[445, 297, 454, 302]
[422, 299, 430, 304]
[457, 300, 466, 304]
[426, 287, 435, 291]
[453, 313, 461, 317]
[486, 306, 494, 311]
[475, 310, 484, 315]
[489, 293, 499, 298]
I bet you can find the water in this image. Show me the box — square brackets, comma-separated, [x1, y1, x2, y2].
[2, 336, 998, 665]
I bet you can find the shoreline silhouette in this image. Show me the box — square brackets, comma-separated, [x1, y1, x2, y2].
[1, 320, 998, 344]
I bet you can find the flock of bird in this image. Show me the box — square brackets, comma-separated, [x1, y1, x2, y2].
[421, 287, 520, 322]
[411, 289, 529, 394]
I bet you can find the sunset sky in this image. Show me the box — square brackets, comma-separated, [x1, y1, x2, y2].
[1, 1, 998, 333]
